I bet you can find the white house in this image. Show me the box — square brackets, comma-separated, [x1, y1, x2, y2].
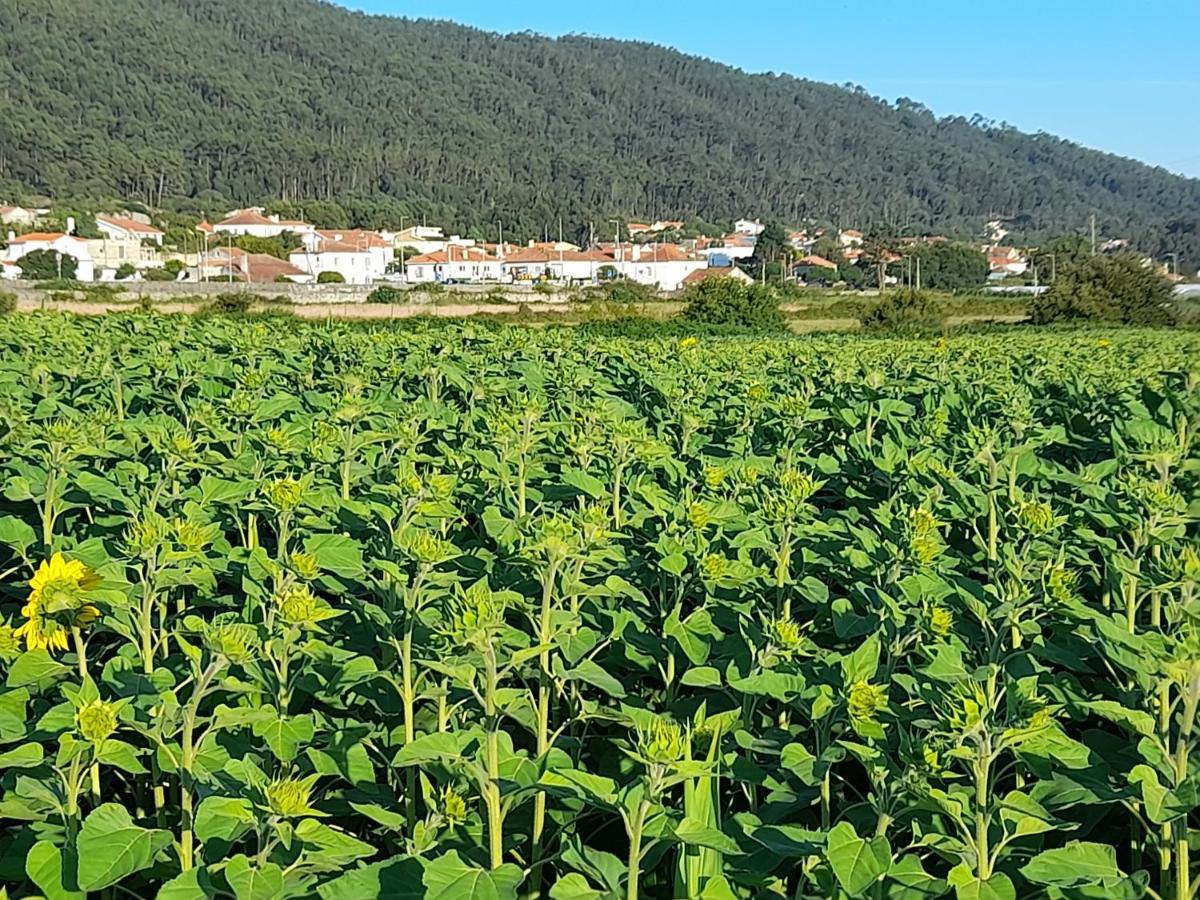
[406, 245, 501, 283]
[212, 209, 313, 238]
[734, 218, 765, 236]
[501, 247, 613, 283]
[96, 214, 164, 245]
[700, 232, 756, 263]
[612, 243, 706, 291]
[289, 230, 391, 284]
[0, 206, 48, 228]
[392, 225, 478, 257]
[2, 231, 95, 281]
[987, 246, 1028, 277]
[838, 229, 865, 247]
[199, 247, 310, 284]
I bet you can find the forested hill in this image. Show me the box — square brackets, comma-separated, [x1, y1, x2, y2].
[1, 0, 1197, 263]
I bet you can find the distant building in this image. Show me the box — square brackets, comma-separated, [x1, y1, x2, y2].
[986, 246, 1028, 276]
[88, 237, 163, 280]
[393, 225, 461, 256]
[794, 255, 839, 281]
[406, 245, 501, 283]
[201, 247, 309, 283]
[0, 206, 48, 228]
[96, 214, 164, 245]
[734, 218, 765, 236]
[501, 247, 613, 283]
[679, 266, 754, 287]
[985, 219, 1010, 242]
[838, 229, 864, 247]
[2, 231, 95, 281]
[212, 209, 313, 238]
[289, 230, 392, 284]
[627, 222, 652, 236]
[700, 233, 756, 261]
[610, 243, 707, 291]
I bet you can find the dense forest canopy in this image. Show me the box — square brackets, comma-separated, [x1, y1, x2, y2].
[1, 0, 1197, 265]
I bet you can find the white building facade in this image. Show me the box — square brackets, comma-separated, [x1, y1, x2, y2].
[406, 246, 501, 283]
[2, 231, 95, 281]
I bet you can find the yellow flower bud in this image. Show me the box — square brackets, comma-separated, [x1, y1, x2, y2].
[77, 699, 118, 744]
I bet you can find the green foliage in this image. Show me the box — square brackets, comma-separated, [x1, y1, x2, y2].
[141, 266, 177, 282]
[17, 249, 76, 281]
[0, 292, 15, 315]
[0, 0, 1196, 267]
[0, 316, 1196, 898]
[532, 281, 557, 295]
[1030, 253, 1176, 325]
[114, 263, 137, 280]
[680, 277, 785, 330]
[859, 288, 946, 332]
[574, 279, 659, 304]
[236, 233, 300, 260]
[204, 292, 255, 314]
[837, 263, 868, 288]
[367, 285, 406, 304]
[316, 271, 345, 284]
[749, 222, 792, 274]
[900, 242, 989, 291]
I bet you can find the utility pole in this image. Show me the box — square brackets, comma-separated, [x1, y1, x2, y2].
[1090, 214, 1097, 256]
[915, 254, 921, 292]
[1168, 252, 1179, 277]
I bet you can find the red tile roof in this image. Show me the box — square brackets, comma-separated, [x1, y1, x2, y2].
[681, 266, 747, 285]
[217, 210, 276, 227]
[408, 245, 495, 265]
[96, 214, 162, 236]
[502, 248, 612, 264]
[9, 231, 84, 244]
[798, 255, 838, 269]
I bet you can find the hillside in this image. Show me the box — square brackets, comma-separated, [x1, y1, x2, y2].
[1, 0, 1197, 264]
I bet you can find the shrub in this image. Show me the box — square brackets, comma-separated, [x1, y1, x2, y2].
[576, 279, 659, 305]
[143, 267, 177, 282]
[680, 277, 785, 330]
[859, 289, 945, 333]
[0, 292, 15, 315]
[367, 285, 405, 304]
[18, 249, 77, 281]
[115, 263, 137, 280]
[205, 293, 254, 315]
[532, 281, 558, 296]
[1030, 254, 1175, 325]
[317, 271, 345, 284]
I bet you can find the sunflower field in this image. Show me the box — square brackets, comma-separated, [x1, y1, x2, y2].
[0, 314, 1198, 900]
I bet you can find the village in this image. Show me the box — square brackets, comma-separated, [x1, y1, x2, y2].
[0, 204, 1181, 292]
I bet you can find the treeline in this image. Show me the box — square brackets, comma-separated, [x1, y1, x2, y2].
[0, 0, 1197, 266]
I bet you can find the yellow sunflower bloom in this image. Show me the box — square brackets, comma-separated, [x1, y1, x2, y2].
[15, 553, 102, 653]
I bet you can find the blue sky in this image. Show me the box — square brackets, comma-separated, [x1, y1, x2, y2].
[343, 0, 1200, 178]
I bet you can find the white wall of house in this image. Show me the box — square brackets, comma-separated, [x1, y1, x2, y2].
[288, 249, 379, 284]
[503, 259, 604, 283]
[3, 234, 95, 281]
[213, 222, 285, 238]
[96, 219, 164, 245]
[616, 258, 706, 291]
[407, 258, 501, 283]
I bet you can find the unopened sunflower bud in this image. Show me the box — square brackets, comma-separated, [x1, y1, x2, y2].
[77, 699, 118, 743]
[264, 477, 303, 511]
